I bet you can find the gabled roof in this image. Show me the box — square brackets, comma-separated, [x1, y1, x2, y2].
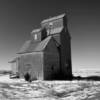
[41, 13, 66, 23]
[17, 40, 39, 54]
[17, 36, 52, 54]
[8, 57, 17, 63]
[34, 36, 52, 51]
[31, 28, 41, 35]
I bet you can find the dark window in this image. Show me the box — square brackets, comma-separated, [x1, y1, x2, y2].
[41, 28, 47, 40]
[51, 65, 54, 71]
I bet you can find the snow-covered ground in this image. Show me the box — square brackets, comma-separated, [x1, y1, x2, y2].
[73, 69, 100, 77]
[0, 75, 25, 83]
[0, 75, 100, 100]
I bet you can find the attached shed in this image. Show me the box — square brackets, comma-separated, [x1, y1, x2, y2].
[17, 36, 59, 80]
[9, 57, 19, 74]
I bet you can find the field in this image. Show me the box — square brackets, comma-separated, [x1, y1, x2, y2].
[0, 73, 100, 100]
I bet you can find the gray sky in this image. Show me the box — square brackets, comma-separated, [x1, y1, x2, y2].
[0, 0, 100, 71]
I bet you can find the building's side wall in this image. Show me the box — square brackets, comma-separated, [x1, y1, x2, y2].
[11, 62, 18, 74]
[18, 52, 43, 80]
[41, 18, 64, 30]
[43, 39, 60, 80]
[60, 29, 72, 79]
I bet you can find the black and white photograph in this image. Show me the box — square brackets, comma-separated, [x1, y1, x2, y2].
[0, 0, 100, 100]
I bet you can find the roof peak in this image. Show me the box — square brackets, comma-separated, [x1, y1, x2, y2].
[31, 28, 41, 34]
[41, 13, 66, 24]
[8, 57, 18, 63]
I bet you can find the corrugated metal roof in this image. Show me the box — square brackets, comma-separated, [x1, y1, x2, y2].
[17, 40, 39, 54]
[17, 36, 52, 54]
[41, 13, 66, 23]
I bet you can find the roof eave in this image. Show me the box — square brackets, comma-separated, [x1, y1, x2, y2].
[17, 50, 42, 54]
[41, 13, 66, 24]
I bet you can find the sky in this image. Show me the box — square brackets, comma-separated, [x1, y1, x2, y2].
[0, 0, 100, 71]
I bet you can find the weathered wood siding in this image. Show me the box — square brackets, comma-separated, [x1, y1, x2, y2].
[41, 15, 72, 79]
[18, 52, 43, 80]
[43, 38, 60, 80]
[60, 29, 72, 79]
[11, 62, 18, 74]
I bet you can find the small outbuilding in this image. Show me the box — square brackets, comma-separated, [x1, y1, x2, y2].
[9, 57, 19, 75]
